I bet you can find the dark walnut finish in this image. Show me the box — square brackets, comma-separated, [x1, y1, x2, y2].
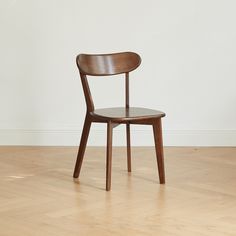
[73, 52, 166, 191]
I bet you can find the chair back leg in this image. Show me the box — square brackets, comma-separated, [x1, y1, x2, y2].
[73, 115, 91, 178]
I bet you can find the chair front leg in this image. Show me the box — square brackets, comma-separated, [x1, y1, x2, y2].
[106, 121, 113, 191]
[126, 124, 131, 172]
[73, 114, 91, 178]
[152, 118, 165, 184]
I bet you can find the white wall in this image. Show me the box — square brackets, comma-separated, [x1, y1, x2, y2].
[0, 0, 236, 146]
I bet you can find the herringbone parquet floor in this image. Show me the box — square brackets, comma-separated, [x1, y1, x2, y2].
[0, 147, 235, 236]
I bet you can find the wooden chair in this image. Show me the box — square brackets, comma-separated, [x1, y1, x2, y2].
[73, 52, 166, 191]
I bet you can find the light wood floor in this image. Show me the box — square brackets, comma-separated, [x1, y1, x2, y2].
[0, 147, 236, 236]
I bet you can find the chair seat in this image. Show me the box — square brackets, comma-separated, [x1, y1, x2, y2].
[91, 107, 165, 122]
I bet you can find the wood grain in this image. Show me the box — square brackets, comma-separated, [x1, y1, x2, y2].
[77, 52, 141, 76]
[0, 146, 236, 236]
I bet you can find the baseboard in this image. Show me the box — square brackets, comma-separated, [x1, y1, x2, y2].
[0, 128, 235, 146]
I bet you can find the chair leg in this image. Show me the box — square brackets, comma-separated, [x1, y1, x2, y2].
[106, 122, 113, 191]
[73, 115, 91, 178]
[126, 124, 131, 172]
[152, 118, 165, 184]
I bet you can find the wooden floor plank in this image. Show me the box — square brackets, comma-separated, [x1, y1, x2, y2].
[0, 146, 236, 236]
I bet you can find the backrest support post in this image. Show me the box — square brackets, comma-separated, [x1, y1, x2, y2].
[80, 73, 94, 112]
[125, 72, 129, 108]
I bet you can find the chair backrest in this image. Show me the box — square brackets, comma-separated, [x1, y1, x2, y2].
[77, 52, 141, 76]
[76, 52, 141, 112]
